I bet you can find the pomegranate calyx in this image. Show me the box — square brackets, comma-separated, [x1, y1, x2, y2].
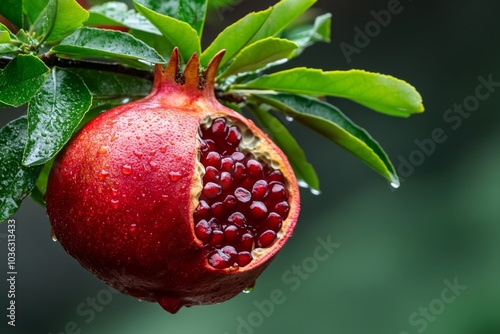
[152, 48, 225, 100]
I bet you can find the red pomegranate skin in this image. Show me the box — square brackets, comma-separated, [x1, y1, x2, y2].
[45, 50, 300, 313]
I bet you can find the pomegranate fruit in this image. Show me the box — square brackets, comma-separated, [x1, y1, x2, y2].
[45, 49, 300, 313]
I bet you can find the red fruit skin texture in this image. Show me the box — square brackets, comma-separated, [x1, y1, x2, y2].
[45, 50, 300, 313]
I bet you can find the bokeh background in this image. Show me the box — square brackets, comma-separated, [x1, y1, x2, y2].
[2, 0, 500, 333]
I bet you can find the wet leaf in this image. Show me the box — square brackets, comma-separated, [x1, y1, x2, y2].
[252, 93, 400, 186]
[0, 55, 49, 108]
[0, 117, 43, 222]
[23, 68, 92, 166]
[236, 68, 424, 117]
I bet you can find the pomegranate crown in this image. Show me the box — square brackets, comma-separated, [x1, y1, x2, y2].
[152, 47, 225, 98]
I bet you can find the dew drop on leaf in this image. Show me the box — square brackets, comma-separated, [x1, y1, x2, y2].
[310, 188, 321, 196]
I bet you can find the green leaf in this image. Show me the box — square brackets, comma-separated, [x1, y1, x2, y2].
[23, 67, 92, 166]
[87, 2, 160, 34]
[218, 38, 298, 79]
[24, 0, 49, 26]
[282, 12, 331, 56]
[51, 27, 165, 68]
[252, 93, 399, 186]
[0, 55, 50, 108]
[0, 31, 10, 43]
[0, 23, 17, 39]
[33, 158, 54, 203]
[130, 29, 172, 59]
[46, 0, 90, 42]
[201, 7, 272, 67]
[134, 1, 200, 62]
[178, 0, 208, 37]
[249, 104, 319, 191]
[69, 68, 152, 98]
[0, 43, 20, 55]
[134, 0, 178, 17]
[31, 0, 57, 44]
[0, 0, 23, 28]
[235, 68, 424, 117]
[0, 117, 43, 222]
[249, 0, 316, 44]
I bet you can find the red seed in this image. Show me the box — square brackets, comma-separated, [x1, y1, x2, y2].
[221, 245, 237, 259]
[234, 187, 251, 203]
[220, 157, 234, 172]
[204, 139, 216, 152]
[211, 201, 225, 219]
[223, 195, 237, 209]
[266, 170, 285, 183]
[249, 201, 268, 221]
[194, 200, 210, 220]
[203, 151, 221, 169]
[195, 220, 211, 242]
[203, 166, 219, 183]
[211, 118, 228, 138]
[220, 172, 233, 191]
[257, 230, 276, 248]
[237, 251, 253, 267]
[233, 162, 246, 180]
[265, 212, 283, 232]
[246, 159, 263, 179]
[267, 181, 288, 202]
[203, 182, 222, 199]
[224, 225, 239, 244]
[252, 180, 268, 200]
[238, 233, 254, 252]
[209, 229, 224, 246]
[274, 201, 290, 219]
[225, 126, 242, 147]
[231, 151, 245, 161]
[227, 212, 246, 227]
[208, 250, 230, 269]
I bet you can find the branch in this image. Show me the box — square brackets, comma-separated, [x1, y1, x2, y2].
[0, 54, 242, 104]
[0, 54, 154, 81]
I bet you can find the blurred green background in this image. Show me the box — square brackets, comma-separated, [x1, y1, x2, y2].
[2, 0, 500, 333]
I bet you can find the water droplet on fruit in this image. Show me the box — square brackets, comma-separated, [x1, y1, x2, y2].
[159, 145, 167, 153]
[243, 282, 255, 293]
[98, 146, 109, 154]
[129, 224, 137, 233]
[50, 229, 57, 242]
[161, 194, 169, 202]
[133, 150, 143, 158]
[169, 171, 182, 182]
[242, 286, 254, 294]
[121, 165, 132, 175]
[110, 198, 120, 209]
[99, 169, 109, 180]
[285, 116, 294, 122]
